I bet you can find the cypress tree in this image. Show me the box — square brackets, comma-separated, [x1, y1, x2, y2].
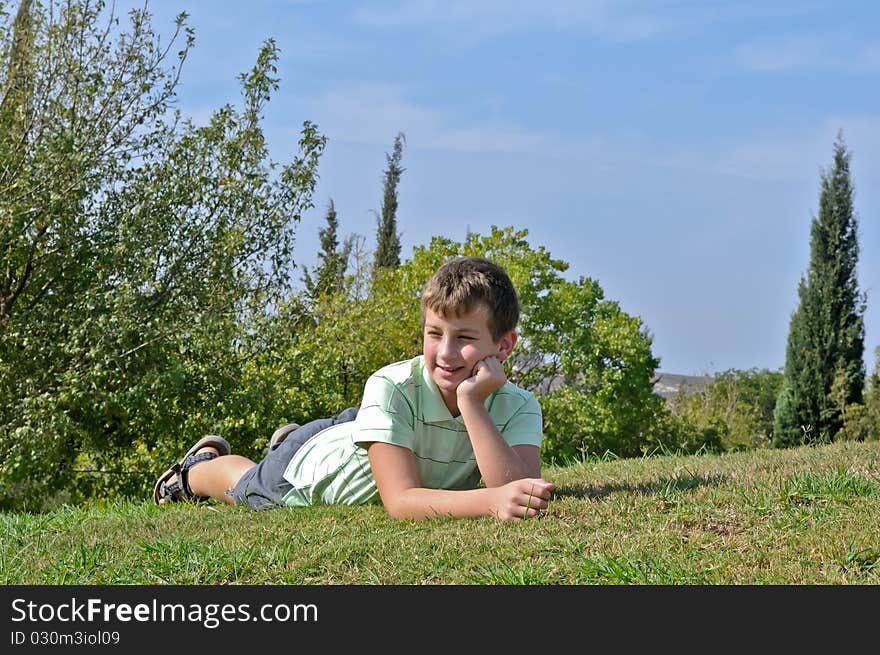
[773, 132, 866, 446]
[302, 199, 349, 300]
[1, 0, 34, 139]
[373, 132, 405, 275]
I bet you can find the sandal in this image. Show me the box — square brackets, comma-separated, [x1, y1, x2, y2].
[153, 435, 231, 505]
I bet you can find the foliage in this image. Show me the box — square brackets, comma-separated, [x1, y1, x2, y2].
[774, 133, 866, 447]
[301, 198, 350, 303]
[0, 1, 325, 509]
[206, 240, 419, 448]
[670, 368, 784, 451]
[835, 348, 880, 442]
[512, 270, 672, 460]
[372, 131, 405, 275]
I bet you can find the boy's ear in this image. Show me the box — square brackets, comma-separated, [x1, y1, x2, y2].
[496, 331, 517, 362]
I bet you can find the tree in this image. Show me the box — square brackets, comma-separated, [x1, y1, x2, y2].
[773, 133, 866, 447]
[513, 268, 670, 460]
[864, 349, 880, 440]
[0, 1, 325, 509]
[302, 199, 351, 302]
[869, 349, 880, 429]
[671, 368, 784, 451]
[833, 347, 880, 442]
[372, 131, 405, 275]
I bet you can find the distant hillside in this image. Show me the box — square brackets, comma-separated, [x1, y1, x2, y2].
[535, 371, 714, 402]
[652, 372, 713, 402]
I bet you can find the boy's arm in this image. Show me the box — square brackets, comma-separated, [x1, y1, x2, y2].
[458, 400, 540, 486]
[456, 355, 542, 487]
[367, 441, 552, 521]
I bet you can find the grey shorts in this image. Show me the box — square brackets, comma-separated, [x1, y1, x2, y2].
[231, 407, 359, 510]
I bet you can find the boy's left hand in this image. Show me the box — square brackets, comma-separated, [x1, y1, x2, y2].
[457, 355, 507, 404]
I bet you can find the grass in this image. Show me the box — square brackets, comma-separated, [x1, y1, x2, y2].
[2, 440, 879, 584]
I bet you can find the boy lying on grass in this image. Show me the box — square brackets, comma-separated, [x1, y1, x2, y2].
[153, 256, 554, 520]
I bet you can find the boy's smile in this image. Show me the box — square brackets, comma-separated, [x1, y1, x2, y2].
[422, 307, 514, 414]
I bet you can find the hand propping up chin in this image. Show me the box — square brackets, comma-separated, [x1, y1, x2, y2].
[456, 355, 507, 404]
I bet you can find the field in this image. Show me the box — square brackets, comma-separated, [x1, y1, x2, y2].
[3, 440, 879, 584]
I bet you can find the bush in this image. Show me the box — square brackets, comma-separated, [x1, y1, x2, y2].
[670, 368, 784, 452]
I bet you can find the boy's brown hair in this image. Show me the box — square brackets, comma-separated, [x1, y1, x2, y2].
[420, 257, 520, 342]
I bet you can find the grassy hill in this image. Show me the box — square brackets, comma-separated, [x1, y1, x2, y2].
[2, 440, 879, 584]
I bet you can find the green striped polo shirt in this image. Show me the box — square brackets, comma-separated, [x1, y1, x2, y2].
[280, 355, 544, 507]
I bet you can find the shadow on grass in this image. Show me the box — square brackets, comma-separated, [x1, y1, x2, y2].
[552, 472, 728, 501]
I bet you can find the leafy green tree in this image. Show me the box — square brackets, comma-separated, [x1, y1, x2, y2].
[864, 350, 880, 440]
[372, 131, 405, 275]
[869, 349, 880, 420]
[0, 1, 325, 508]
[302, 199, 351, 302]
[833, 347, 880, 441]
[773, 133, 866, 447]
[514, 272, 671, 460]
[671, 368, 784, 451]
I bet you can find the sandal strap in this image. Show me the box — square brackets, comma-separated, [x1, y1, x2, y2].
[181, 450, 220, 472]
[178, 451, 221, 500]
[160, 463, 189, 502]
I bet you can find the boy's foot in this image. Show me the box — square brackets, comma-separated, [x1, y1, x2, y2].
[269, 423, 300, 450]
[153, 435, 231, 505]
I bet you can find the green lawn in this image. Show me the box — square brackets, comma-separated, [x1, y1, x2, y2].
[3, 440, 879, 584]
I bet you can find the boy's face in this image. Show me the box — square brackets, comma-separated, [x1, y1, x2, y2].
[422, 306, 515, 410]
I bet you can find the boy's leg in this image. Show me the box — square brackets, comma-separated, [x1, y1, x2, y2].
[155, 443, 256, 506]
[186, 449, 257, 505]
[157, 409, 360, 509]
[268, 407, 359, 452]
[234, 407, 360, 509]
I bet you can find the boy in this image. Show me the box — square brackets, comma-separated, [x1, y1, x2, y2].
[153, 256, 554, 520]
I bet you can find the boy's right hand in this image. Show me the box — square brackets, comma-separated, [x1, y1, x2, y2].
[487, 478, 554, 521]
[457, 355, 508, 406]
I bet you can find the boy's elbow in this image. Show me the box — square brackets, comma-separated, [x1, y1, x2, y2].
[382, 502, 409, 519]
[379, 493, 418, 520]
[380, 494, 449, 521]
[383, 504, 432, 521]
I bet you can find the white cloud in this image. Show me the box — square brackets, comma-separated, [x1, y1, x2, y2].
[734, 35, 880, 73]
[302, 82, 549, 153]
[352, 0, 667, 44]
[712, 139, 826, 183]
[639, 116, 880, 185]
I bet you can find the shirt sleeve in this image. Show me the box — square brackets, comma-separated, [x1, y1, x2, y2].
[497, 388, 544, 448]
[350, 373, 416, 450]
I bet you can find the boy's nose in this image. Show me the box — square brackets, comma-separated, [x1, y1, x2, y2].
[438, 337, 457, 357]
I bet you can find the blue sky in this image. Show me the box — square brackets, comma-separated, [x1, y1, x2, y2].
[126, 0, 878, 376]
